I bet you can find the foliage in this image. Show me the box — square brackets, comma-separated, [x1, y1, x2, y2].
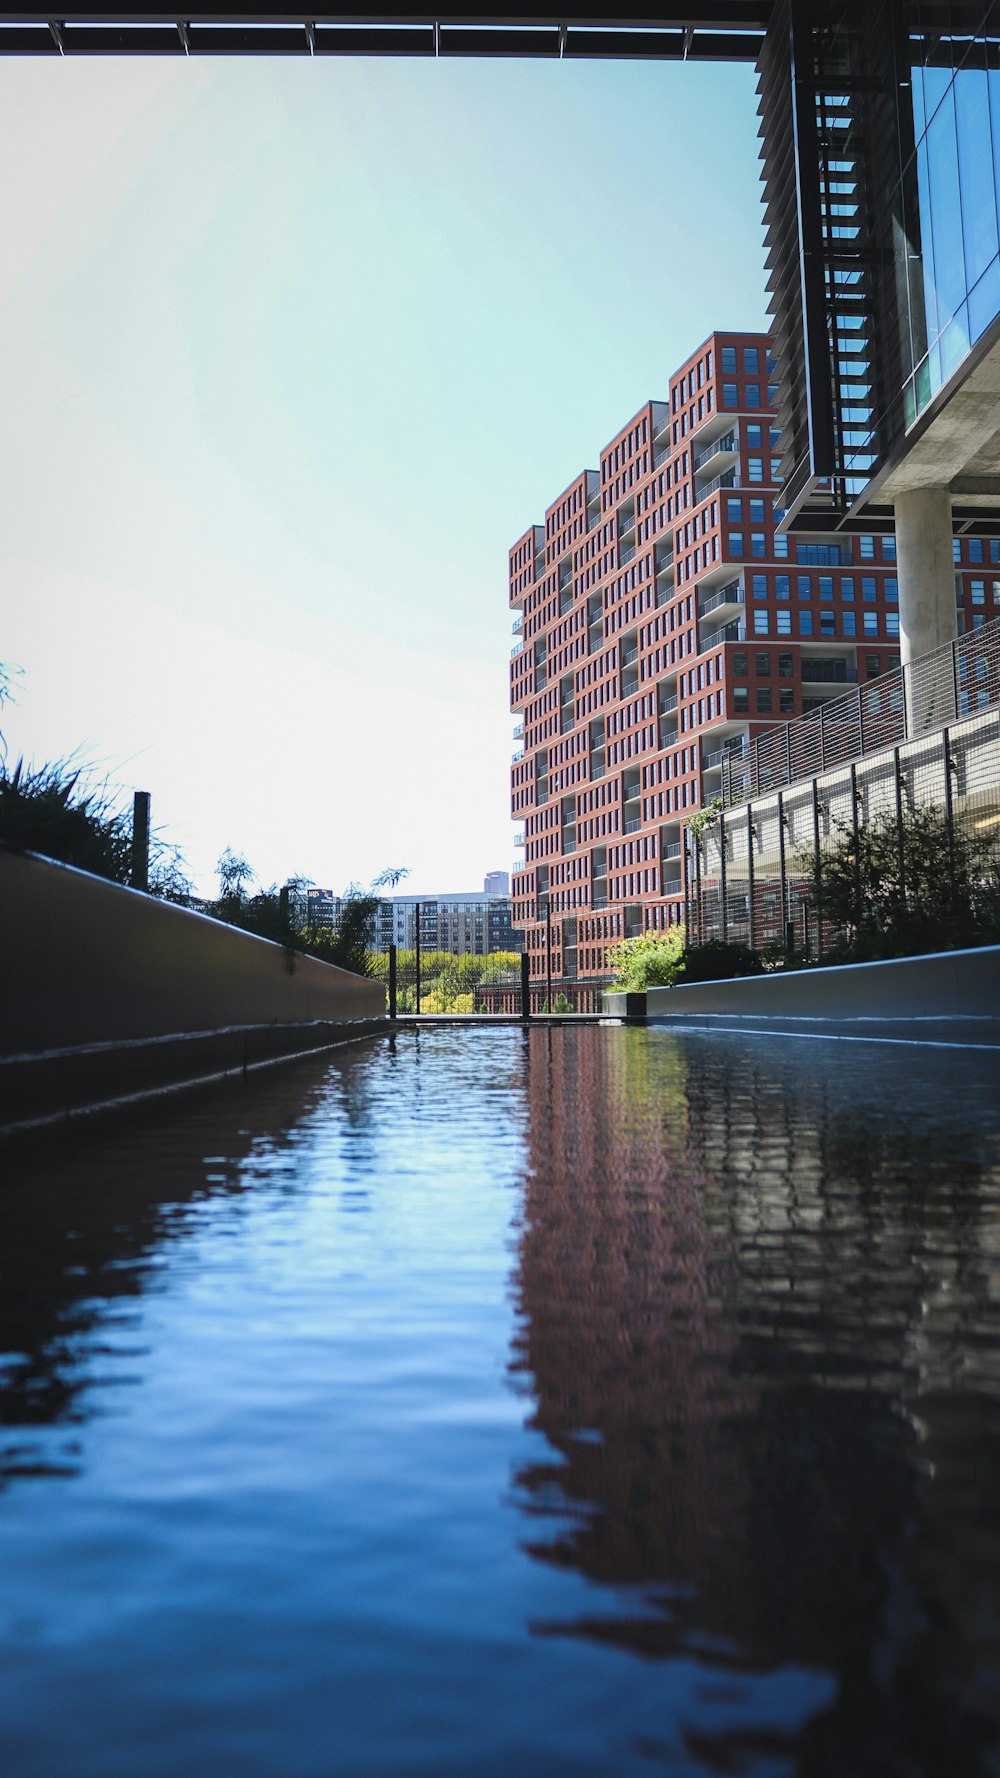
[806, 803, 1000, 962]
[688, 795, 723, 838]
[607, 928, 686, 991]
[0, 756, 192, 902]
[682, 939, 765, 981]
[369, 947, 522, 1012]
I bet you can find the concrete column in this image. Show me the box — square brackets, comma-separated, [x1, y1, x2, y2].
[894, 485, 957, 665]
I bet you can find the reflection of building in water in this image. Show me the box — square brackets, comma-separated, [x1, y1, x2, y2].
[512, 1027, 1000, 1766]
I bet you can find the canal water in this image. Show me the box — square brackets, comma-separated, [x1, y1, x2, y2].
[1, 1026, 998, 1777]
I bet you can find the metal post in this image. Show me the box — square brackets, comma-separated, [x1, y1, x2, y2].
[942, 727, 956, 897]
[388, 943, 397, 1021]
[893, 746, 906, 910]
[415, 902, 421, 1016]
[746, 805, 756, 953]
[719, 809, 728, 942]
[694, 833, 703, 943]
[754, 731, 762, 796]
[785, 719, 793, 787]
[850, 761, 862, 921]
[130, 790, 150, 891]
[545, 899, 552, 1013]
[812, 777, 823, 960]
[951, 638, 961, 722]
[857, 683, 864, 758]
[777, 790, 788, 954]
[521, 948, 531, 1022]
[683, 830, 691, 933]
[801, 901, 810, 960]
[819, 702, 827, 770]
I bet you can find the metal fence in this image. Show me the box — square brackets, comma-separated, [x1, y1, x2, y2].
[688, 705, 1000, 958]
[720, 614, 1000, 805]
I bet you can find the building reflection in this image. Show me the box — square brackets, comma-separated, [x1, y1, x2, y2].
[511, 1027, 1000, 1770]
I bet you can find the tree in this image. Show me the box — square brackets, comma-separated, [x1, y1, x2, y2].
[807, 802, 1000, 961]
[607, 928, 686, 991]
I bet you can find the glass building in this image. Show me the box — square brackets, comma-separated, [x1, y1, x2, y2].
[761, 0, 1000, 528]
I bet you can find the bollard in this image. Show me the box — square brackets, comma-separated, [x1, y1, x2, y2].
[130, 790, 150, 892]
[388, 943, 397, 1021]
[520, 950, 530, 1022]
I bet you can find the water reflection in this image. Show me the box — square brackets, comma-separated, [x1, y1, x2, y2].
[511, 1028, 1000, 1773]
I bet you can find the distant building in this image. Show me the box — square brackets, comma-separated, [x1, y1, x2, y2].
[483, 871, 510, 896]
[303, 888, 515, 957]
[373, 894, 515, 956]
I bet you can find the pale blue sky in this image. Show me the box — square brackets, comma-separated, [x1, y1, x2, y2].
[1, 52, 767, 897]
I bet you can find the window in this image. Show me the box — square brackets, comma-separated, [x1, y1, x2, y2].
[865, 654, 881, 678]
[755, 652, 771, 675]
[779, 688, 795, 713]
[728, 531, 744, 555]
[797, 575, 812, 599]
[752, 574, 768, 599]
[722, 345, 737, 373]
[799, 612, 813, 635]
[733, 650, 748, 676]
[733, 686, 749, 713]
[820, 611, 836, 636]
[749, 498, 766, 524]
[746, 423, 763, 449]
[843, 611, 857, 636]
[860, 535, 875, 560]
[773, 533, 789, 558]
[777, 610, 792, 635]
[776, 574, 790, 600]
[726, 496, 742, 523]
[886, 612, 900, 638]
[745, 383, 761, 407]
[756, 686, 773, 713]
[751, 534, 767, 557]
[864, 611, 879, 637]
[840, 575, 855, 600]
[778, 653, 793, 677]
[862, 576, 877, 601]
[744, 346, 759, 374]
[819, 575, 834, 600]
[953, 538, 962, 564]
[723, 383, 739, 408]
[747, 456, 764, 482]
[753, 611, 770, 635]
[972, 579, 986, 604]
[992, 540, 1000, 565]
[882, 536, 897, 562]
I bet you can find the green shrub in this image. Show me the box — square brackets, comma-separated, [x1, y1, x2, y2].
[607, 928, 686, 991]
[681, 939, 765, 982]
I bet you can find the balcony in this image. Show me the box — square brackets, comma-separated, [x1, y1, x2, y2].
[511, 616, 522, 635]
[514, 833, 524, 847]
[696, 467, 739, 499]
[801, 659, 857, 684]
[511, 748, 524, 762]
[694, 429, 738, 473]
[618, 544, 636, 567]
[700, 619, 747, 650]
[658, 726, 678, 748]
[659, 693, 677, 715]
[704, 740, 749, 770]
[621, 645, 639, 666]
[624, 817, 642, 834]
[662, 841, 682, 860]
[621, 675, 639, 699]
[699, 579, 744, 619]
[513, 723, 523, 739]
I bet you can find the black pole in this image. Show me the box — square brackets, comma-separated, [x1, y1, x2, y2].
[545, 899, 552, 1013]
[893, 746, 906, 911]
[746, 804, 756, 953]
[521, 948, 530, 1022]
[415, 902, 421, 1016]
[719, 810, 728, 942]
[777, 790, 788, 955]
[388, 942, 397, 1021]
[943, 728, 956, 898]
[812, 776, 823, 961]
[850, 761, 862, 923]
[130, 790, 150, 891]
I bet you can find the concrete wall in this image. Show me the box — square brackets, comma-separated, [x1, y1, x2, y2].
[645, 944, 1000, 1045]
[1, 846, 385, 1057]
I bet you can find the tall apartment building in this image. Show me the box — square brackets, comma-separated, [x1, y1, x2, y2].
[509, 329, 998, 995]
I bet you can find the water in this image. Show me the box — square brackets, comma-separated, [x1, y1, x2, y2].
[0, 1025, 999, 1777]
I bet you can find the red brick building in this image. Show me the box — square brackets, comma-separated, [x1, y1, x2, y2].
[509, 330, 997, 998]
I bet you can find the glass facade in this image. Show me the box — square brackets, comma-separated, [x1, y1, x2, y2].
[903, 18, 1000, 428]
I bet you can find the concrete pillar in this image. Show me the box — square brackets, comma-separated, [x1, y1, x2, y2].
[894, 485, 957, 665]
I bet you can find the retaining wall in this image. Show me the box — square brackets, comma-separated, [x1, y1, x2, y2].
[643, 944, 1000, 1045]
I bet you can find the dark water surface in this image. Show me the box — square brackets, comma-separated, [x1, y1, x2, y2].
[1, 1026, 999, 1777]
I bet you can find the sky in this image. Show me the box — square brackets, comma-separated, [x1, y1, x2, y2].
[0, 50, 768, 899]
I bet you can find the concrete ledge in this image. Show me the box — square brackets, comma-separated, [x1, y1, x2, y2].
[601, 991, 648, 1021]
[1, 845, 385, 1057]
[645, 944, 1000, 1047]
[0, 1019, 386, 1134]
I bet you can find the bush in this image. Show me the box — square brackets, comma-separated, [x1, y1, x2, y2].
[681, 939, 765, 982]
[607, 928, 686, 991]
[806, 803, 1000, 962]
[0, 757, 191, 901]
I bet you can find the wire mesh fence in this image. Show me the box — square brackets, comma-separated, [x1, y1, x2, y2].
[690, 705, 1000, 960]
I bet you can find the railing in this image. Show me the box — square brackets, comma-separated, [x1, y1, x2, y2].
[700, 579, 743, 618]
[694, 430, 737, 471]
[722, 612, 1000, 806]
[662, 841, 682, 859]
[701, 620, 746, 650]
[659, 694, 677, 714]
[624, 817, 642, 834]
[619, 544, 636, 566]
[511, 749, 524, 762]
[621, 645, 638, 665]
[695, 468, 739, 498]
